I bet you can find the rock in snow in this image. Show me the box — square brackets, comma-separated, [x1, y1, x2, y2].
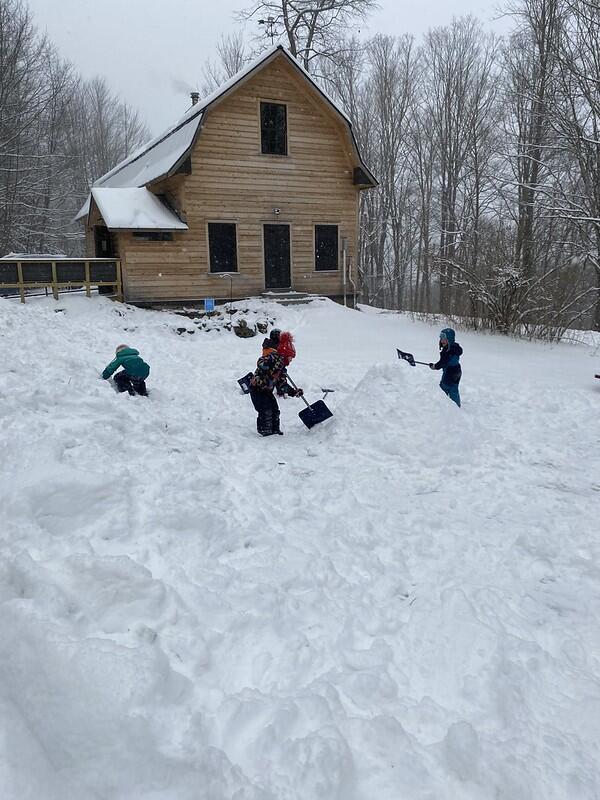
[0, 294, 599, 799]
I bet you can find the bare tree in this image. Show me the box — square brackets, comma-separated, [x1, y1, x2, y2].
[0, 0, 150, 257]
[408, 102, 436, 312]
[325, 35, 419, 305]
[0, 0, 58, 253]
[423, 17, 499, 313]
[201, 32, 249, 95]
[550, 0, 600, 328]
[238, 0, 378, 70]
[504, 0, 561, 278]
[366, 35, 419, 308]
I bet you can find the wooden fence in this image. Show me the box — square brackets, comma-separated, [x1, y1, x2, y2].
[0, 258, 122, 302]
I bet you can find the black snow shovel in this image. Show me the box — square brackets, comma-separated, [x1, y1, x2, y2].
[238, 372, 254, 394]
[287, 376, 334, 429]
[397, 348, 430, 367]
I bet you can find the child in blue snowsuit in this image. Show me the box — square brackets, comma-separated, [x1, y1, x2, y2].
[429, 328, 462, 406]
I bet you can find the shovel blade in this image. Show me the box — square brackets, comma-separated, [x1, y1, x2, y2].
[238, 372, 254, 394]
[397, 349, 416, 366]
[298, 400, 333, 429]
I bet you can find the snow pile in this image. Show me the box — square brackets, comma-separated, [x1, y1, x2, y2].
[0, 295, 599, 799]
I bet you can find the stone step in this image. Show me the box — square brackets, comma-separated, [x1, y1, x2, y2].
[260, 291, 322, 306]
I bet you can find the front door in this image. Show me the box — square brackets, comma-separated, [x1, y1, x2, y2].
[94, 226, 116, 258]
[263, 224, 291, 290]
[94, 225, 117, 294]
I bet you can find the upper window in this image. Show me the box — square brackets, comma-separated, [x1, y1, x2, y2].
[315, 225, 339, 271]
[208, 222, 238, 273]
[260, 102, 287, 156]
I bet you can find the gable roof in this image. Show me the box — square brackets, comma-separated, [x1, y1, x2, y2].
[92, 45, 377, 193]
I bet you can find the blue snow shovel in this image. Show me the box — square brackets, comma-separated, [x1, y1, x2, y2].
[397, 349, 429, 367]
[287, 376, 333, 429]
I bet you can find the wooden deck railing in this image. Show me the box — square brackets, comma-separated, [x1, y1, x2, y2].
[0, 258, 122, 302]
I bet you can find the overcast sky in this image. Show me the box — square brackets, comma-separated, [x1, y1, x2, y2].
[27, 0, 507, 135]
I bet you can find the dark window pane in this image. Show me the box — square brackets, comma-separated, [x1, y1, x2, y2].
[208, 223, 238, 273]
[315, 225, 339, 271]
[260, 102, 287, 155]
[132, 231, 173, 241]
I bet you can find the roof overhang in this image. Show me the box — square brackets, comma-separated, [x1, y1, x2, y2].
[87, 187, 188, 231]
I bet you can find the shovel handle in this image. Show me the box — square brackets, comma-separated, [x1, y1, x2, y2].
[286, 375, 311, 408]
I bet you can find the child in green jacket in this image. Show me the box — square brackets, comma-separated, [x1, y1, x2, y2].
[102, 344, 150, 396]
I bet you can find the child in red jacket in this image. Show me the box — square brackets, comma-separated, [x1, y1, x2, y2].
[249, 332, 302, 436]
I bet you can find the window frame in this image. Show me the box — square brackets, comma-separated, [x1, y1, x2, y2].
[206, 220, 239, 274]
[258, 100, 289, 157]
[313, 223, 340, 272]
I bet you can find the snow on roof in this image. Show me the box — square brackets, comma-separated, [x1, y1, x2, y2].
[74, 196, 90, 222]
[93, 46, 357, 192]
[1, 252, 67, 259]
[95, 112, 201, 190]
[90, 188, 189, 230]
[91, 48, 284, 192]
[73, 47, 375, 225]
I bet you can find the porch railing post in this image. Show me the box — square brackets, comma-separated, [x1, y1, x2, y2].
[51, 261, 58, 300]
[116, 260, 123, 301]
[16, 262, 25, 303]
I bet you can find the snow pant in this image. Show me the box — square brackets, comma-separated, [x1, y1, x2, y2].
[114, 370, 148, 396]
[249, 388, 281, 435]
[440, 379, 460, 407]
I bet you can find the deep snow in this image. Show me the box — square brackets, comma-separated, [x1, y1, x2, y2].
[0, 295, 599, 799]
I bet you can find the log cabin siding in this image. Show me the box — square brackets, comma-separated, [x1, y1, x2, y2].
[118, 56, 360, 302]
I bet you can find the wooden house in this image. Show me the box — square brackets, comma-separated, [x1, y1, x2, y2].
[76, 45, 377, 305]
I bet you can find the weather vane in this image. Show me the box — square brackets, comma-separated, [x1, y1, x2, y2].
[258, 16, 277, 45]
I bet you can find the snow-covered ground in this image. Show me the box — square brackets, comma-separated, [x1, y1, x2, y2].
[1, 295, 599, 800]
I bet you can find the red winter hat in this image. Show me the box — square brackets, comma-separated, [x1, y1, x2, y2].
[277, 331, 296, 365]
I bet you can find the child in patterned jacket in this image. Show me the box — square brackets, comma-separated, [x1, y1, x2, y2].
[249, 332, 303, 436]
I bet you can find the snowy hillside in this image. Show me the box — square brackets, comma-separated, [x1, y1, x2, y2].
[1, 295, 599, 800]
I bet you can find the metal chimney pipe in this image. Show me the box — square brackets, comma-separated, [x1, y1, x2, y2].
[190, 91, 200, 106]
